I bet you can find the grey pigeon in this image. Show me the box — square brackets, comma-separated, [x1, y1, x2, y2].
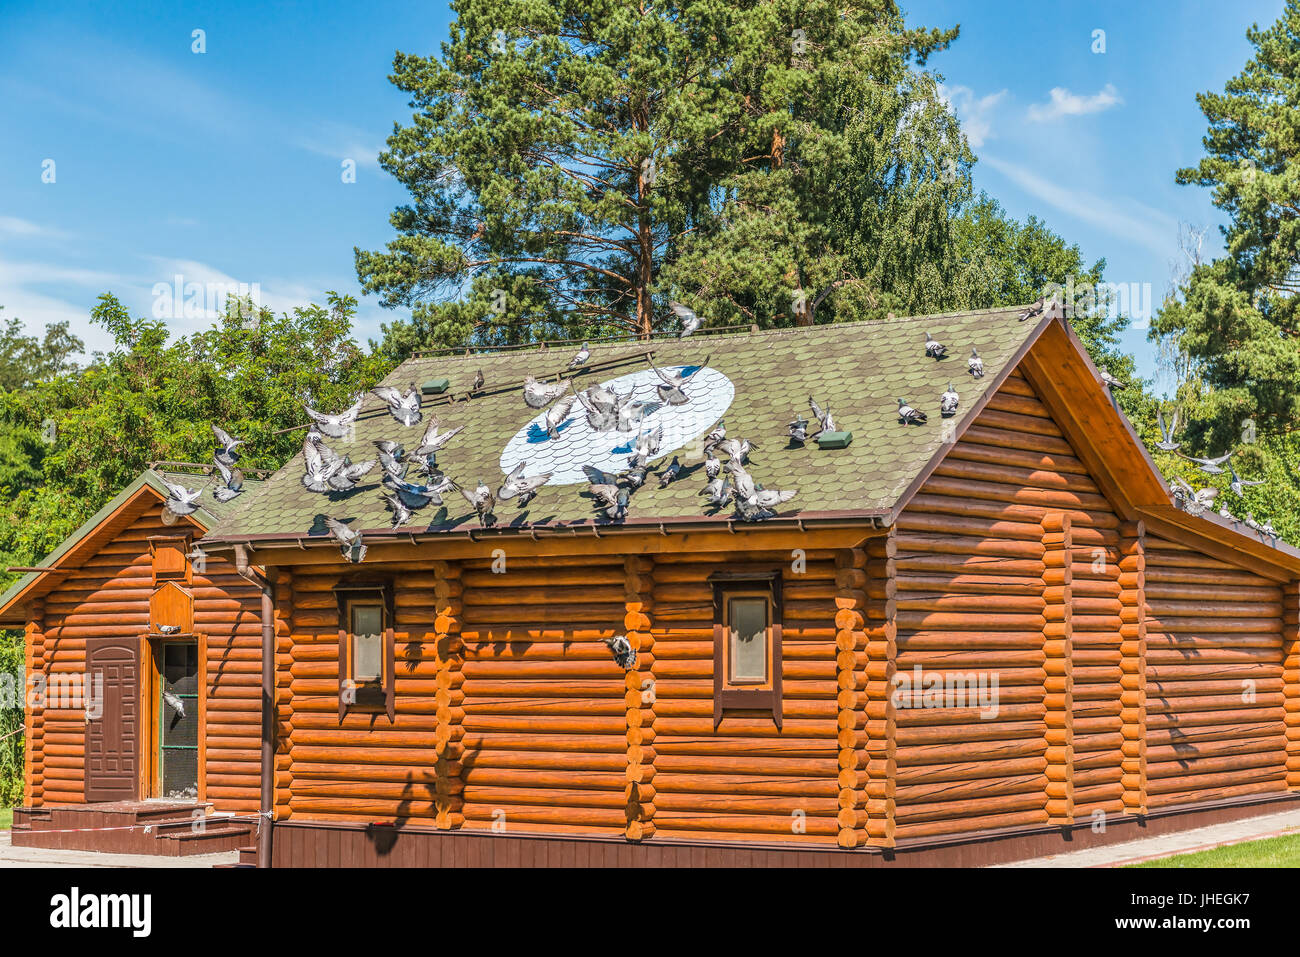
[572, 384, 619, 432]
[968, 348, 985, 378]
[371, 383, 422, 427]
[305, 394, 364, 439]
[618, 399, 662, 433]
[940, 383, 959, 418]
[567, 341, 590, 369]
[212, 425, 244, 466]
[1180, 450, 1232, 475]
[924, 332, 948, 360]
[648, 356, 707, 406]
[602, 634, 637, 670]
[809, 396, 834, 434]
[897, 398, 927, 425]
[704, 450, 721, 480]
[1018, 298, 1046, 322]
[414, 416, 465, 458]
[606, 487, 630, 521]
[380, 490, 413, 528]
[1228, 465, 1264, 497]
[1155, 408, 1181, 451]
[728, 462, 758, 503]
[383, 473, 447, 509]
[1218, 505, 1236, 523]
[212, 460, 245, 502]
[754, 487, 797, 509]
[524, 375, 572, 409]
[162, 478, 202, 517]
[460, 480, 496, 524]
[1171, 476, 1217, 515]
[325, 517, 367, 563]
[734, 496, 776, 522]
[671, 301, 702, 337]
[301, 433, 342, 492]
[543, 396, 576, 439]
[498, 461, 553, 506]
[472, 369, 484, 392]
[624, 465, 649, 490]
[162, 690, 186, 719]
[327, 456, 377, 492]
[583, 464, 621, 487]
[156, 624, 182, 636]
[634, 424, 663, 461]
[717, 437, 756, 464]
[374, 440, 407, 479]
[788, 415, 810, 444]
[658, 456, 682, 487]
[1098, 366, 1124, 390]
[701, 476, 732, 507]
[701, 420, 726, 453]
[588, 481, 622, 511]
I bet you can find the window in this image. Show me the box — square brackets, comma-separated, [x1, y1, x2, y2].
[336, 585, 395, 720]
[711, 572, 783, 728]
[149, 535, 191, 583]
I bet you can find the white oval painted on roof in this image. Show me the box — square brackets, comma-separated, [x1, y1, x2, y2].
[499, 365, 734, 485]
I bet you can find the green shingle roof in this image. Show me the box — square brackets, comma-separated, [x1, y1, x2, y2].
[202, 306, 1043, 542]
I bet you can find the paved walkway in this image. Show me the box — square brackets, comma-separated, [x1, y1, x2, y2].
[0, 831, 239, 868]
[994, 808, 1300, 867]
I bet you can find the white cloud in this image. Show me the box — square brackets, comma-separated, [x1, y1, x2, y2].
[294, 121, 385, 169]
[0, 216, 72, 240]
[981, 155, 1177, 257]
[938, 84, 1008, 148]
[1026, 84, 1122, 123]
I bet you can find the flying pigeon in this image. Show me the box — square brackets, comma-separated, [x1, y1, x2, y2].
[1228, 465, 1264, 497]
[523, 375, 572, 409]
[1171, 476, 1217, 515]
[587, 480, 622, 512]
[472, 369, 485, 392]
[212, 460, 245, 502]
[940, 383, 959, 418]
[671, 302, 702, 337]
[754, 487, 797, 509]
[460, 480, 496, 524]
[543, 396, 576, 439]
[162, 478, 202, 517]
[374, 440, 407, 479]
[325, 517, 367, 563]
[380, 490, 413, 528]
[701, 476, 732, 507]
[327, 456, 377, 492]
[371, 383, 422, 427]
[634, 424, 663, 461]
[583, 464, 621, 488]
[897, 398, 927, 425]
[1098, 366, 1124, 390]
[809, 396, 835, 434]
[211, 425, 244, 467]
[1180, 450, 1232, 475]
[716, 437, 756, 464]
[968, 348, 984, 378]
[1155, 408, 1181, 452]
[602, 634, 637, 670]
[648, 356, 707, 406]
[383, 473, 448, 509]
[305, 394, 364, 439]
[498, 461, 553, 506]
[924, 332, 948, 360]
[414, 416, 465, 458]
[618, 399, 662, 433]
[702, 420, 726, 453]
[301, 433, 342, 492]
[727, 462, 758, 503]
[567, 341, 591, 369]
[658, 456, 682, 487]
[704, 450, 721, 479]
[162, 690, 186, 719]
[572, 383, 619, 432]
[788, 415, 810, 444]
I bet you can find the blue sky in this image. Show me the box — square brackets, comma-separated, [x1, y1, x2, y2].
[0, 0, 1286, 387]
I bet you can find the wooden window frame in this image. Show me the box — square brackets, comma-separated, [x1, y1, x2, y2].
[711, 570, 783, 729]
[336, 583, 395, 721]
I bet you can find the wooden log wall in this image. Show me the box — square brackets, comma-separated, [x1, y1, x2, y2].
[433, 560, 465, 829]
[1287, 582, 1300, 790]
[24, 599, 45, 806]
[859, 535, 897, 845]
[1143, 534, 1288, 808]
[623, 556, 656, 841]
[1119, 522, 1148, 814]
[27, 499, 261, 811]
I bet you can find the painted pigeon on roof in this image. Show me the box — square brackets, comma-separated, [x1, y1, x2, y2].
[472, 369, 484, 392]
[940, 383, 959, 418]
[524, 375, 572, 409]
[602, 634, 637, 670]
[301, 433, 342, 493]
[498, 461, 552, 506]
[460, 481, 496, 525]
[671, 302, 702, 338]
[897, 398, 927, 425]
[809, 396, 835, 434]
[1098, 366, 1124, 390]
[325, 517, 367, 563]
[968, 348, 984, 378]
[327, 457, 377, 492]
[1228, 465, 1264, 497]
[414, 416, 465, 458]
[658, 456, 682, 487]
[371, 383, 422, 427]
[704, 449, 721, 480]
[924, 332, 948, 360]
[1156, 408, 1181, 452]
[212, 460, 245, 502]
[162, 477, 202, 518]
[543, 396, 576, 439]
[211, 425, 244, 466]
[701, 476, 732, 507]
[305, 394, 364, 439]
[162, 690, 186, 719]
[380, 490, 413, 528]
[1179, 450, 1232, 475]
[787, 415, 810, 444]
[567, 341, 590, 369]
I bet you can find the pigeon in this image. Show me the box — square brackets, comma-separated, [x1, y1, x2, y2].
[162, 478, 202, 517]
[301, 433, 342, 492]
[383, 473, 448, 509]
[809, 396, 835, 434]
[897, 398, 927, 425]
[327, 457, 377, 492]
[380, 490, 413, 528]
[371, 383, 422, 427]
[583, 465, 621, 488]
[305, 394, 364, 439]
[704, 450, 721, 480]
[658, 456, 682, 487]
[588, 480, 623, 512]
[671, 302, 702, 337]
[567, 341, 591, 369]
[787, 415, 810, 444]
[523, 375, 572, 409]
[1098, 366, 1124, 390]
[1155, 408, 1181, 452]
[212, 460, 245, 502]
[605, 487, 630, 521]
[498, 461, 553, 506]
[754, 487, 797, 509]
[618, 399, 662, 433]
[601, 634, 637, 670]
[701, 420, 726, 453]
[727, 462, 758, 503]
[543, 396, 576, 439]
[1228, 465, 1264, 497]
[460, 480, 496, 524]
[1171, 476, 1217, 515]
[162, 690, 186, 719]
[211, 425, 244, 467]
[472, 369, 485, 392]
[634, 424, 663, 461]
[968, 348, 984, 378]
[624, 464, 649, 489]
[572, 383, 619, 432]
[1244, 512, 1262, 532]
[156, 624, 182, 636]
[1180, 451, 1232, 475]
[414, 416, 465, 458]
[374, 440, 407, 479]
[1018, 298, 1046, 322]
[648, 356, 707, 406]
[1217, 505, 1236, 523]
[924, 332, 948, 360]
[940, 383, 959, 418]
[701, 476, 732, 507]
[325, 517, 366, 563]
[734, 496, 776, 522]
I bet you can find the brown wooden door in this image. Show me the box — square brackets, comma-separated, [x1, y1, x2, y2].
[84, 637, 139, 802]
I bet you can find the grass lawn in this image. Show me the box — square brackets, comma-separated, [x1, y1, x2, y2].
[1128, 832, 1300, 867]
[0, 808, 11, 830]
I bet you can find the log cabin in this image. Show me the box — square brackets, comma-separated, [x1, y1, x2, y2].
[10, 306, 1300, 866]
[0, 465, 268, 857]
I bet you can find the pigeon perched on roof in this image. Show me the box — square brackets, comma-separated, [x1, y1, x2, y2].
[371, 383, 422, 427]
[968, 348, 984, 378]
[717, 437, 756, 464]
[671, 302, 702, 338]
[1171, 476, 1217, 515]
[809, 396, 835, 434]
[212, 460, 245, 502]
[734, 496, 776, 522]
[1019, 298, 1046, 322]
[524, 375, 572, 409]
[380, 490, 413, 528]
[624, 464, 649, 489]
[701, 476, 732, 507]
[543, 396, 576, 439]
[498, 461, 552, 506]
[704, 449, 721, 480]
[460, 481, 496, 525]
[1155, 408, 1181, 452]
[587, 480, 622, 512]
[658, 456, 682, 487]
[414, 416, 465, 458]
[472, 369, 485, 392]
[601, 634, 637, 670]
[787, 415, 810, 444]
[940, 383, 959, 418]
[301, 433, 342, 492]
[327, 457, 377, 492]
[305, 394, 364, 439]
[374, 440, 407, 480]
[325, 517, 367, 563]
[162, 690, 186, 719]
[1228, 465, 1264, 497]
[897, 398, 927, 425]
[648, 356, 707, 406]
[162, 477, 202, 518]
[1180, 450, 1232, 475]
[1098, 366, 1124, 390]
[924, 332, 948, 360]
[583, 464, 621, 488]
[1218, 505, 1236, 523]
[606, 487, 630, 521]
[701, 420, 726, 453]
[211, 425, 244, 467]
[567, 341, 591, 369]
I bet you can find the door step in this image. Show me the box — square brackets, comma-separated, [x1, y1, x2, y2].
[11, 802, 254, 856]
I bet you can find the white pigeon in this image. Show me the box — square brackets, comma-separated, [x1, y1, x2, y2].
[968, 348, 984, 378]
[523, 375, 571, 409]
[371, 383, 422, 427]
[567, 341, 590, 369]
[305, 394, 364, 439]
[671, 302, 703, 337]
[940, 383, 960, 417]
[325, 518, 366, 563]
